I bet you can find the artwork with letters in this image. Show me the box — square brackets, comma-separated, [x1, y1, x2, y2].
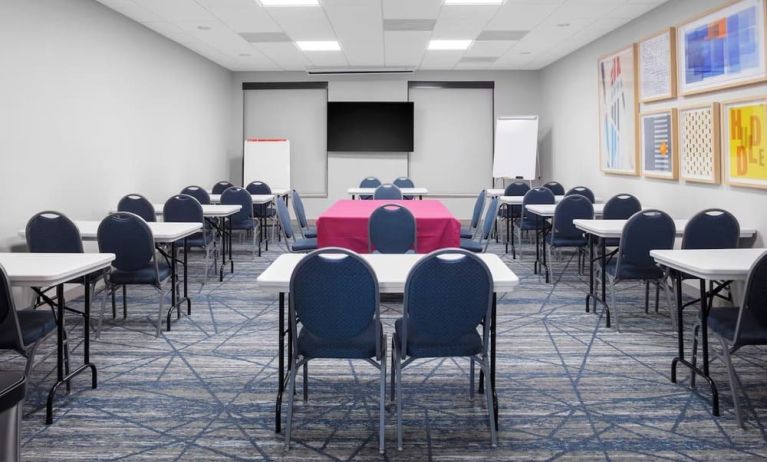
[598, 45, 638, 175]
[679, 104, 721, 184]
[638, 28, 677, 102]
[723, 97, 767, 189]
[640, 109, 678, 179]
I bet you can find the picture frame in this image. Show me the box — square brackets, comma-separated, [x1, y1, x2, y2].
[677, 0, 767, 96]
[721, 96, 767, 189]
[598, 45, 639, 176]
[678, 103, 721, 184]
[638, 28, 677, 102]
[639, 108, 678, 180]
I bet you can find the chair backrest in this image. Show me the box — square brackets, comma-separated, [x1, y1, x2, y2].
[374, 184, 403, 200]
[290, 248, 380, 357]
[603, 194, 642, 220]
[274, 194, 296, 240]
[212, 180, 234, 195]
[504, 181, 530, 196]
[737, 251, 767, 341]
[220, 187, 254, 225]
[468, 190, 487, 230]
[97, 212, 155, 272]
[552, 195, 594, 240]
[403, 249, 492, 348]
[117, 194, 156, 222]
[164, 194, 204, 224]
[393, 177, 414, 188]
[565, 186, 595, 203]
[682, 208, 740, 250]
[617, 210, 675, 274]
[180, 185, 210, 205]
[246, 181, 272, 195]
[26, 211, 83, 254]
[476, 196, 500, 251]
[291, 190, 309, 229]
[369, 204, 416, 254]
[521, 187, 555, 222]
[0, 264, 24, 353]
[359, 177, 381, 188]
[543, 181, 565, 196]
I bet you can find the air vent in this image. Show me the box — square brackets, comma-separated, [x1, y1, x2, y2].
[239, 32, 291, 43]
[383, 19, 436, 32]
[306, 67, 415, 75]
[459, 57, 498, 63]
[476, 30, 528, 41]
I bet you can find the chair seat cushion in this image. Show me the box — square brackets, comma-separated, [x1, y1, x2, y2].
[460, 238, 483, 253]
[110, 262, 171, 285]
[460, 228, 474, 239]
[178, 231, 213, 248]
[394, 318, 481, 358]
[708, 307, 767, 345]
[230, 218, 256, 230]
[291, 238, 317, 252]
[604, 260, 663, 281]
[516, 218, 539, 231]
[546, 234, 587, 247]
[303, 226, 317, 238]
[298, 320, 381, 359]
[15, 310, 57, 347]
[253, 206, 275, 218]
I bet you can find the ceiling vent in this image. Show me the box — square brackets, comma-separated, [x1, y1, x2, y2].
[476, 30, 528, 41]
[239, 32, 291, 43]
[305, 67, 415, 75]
[383, 19, 436, 32]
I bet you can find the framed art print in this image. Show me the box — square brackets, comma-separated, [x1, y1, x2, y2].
[679, 103, 721, 184]
[722, 97, 767, 189]
[598, 45, 639, 175]
[638, 28, 677, 102]
[677, 0, 767, 96]
[640, 109, 678, 179]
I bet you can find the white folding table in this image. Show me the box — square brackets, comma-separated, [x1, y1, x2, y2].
[0, 252, 114, 424]
[256, 252, 519, 433]
[347, 187, 429, 200]
[208, 194, 274, 205]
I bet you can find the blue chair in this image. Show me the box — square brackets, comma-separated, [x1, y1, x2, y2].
[514, 187, 555, 259]
[359, 176, 381, 200]
[373, 184, 403, 200]
[498, 181, 530, 245]
[694, 251, 767, 428]
[275, 195, 317, 252]
[565, 186, 595, 204]
[246, 181, 278, 242]
[393, 249, 496, 450]
[117, 194, 156, 222]
[601, 194, 642, 247]
[96, 212, 172, 337]
[285, 248, 385, 453]
[212, 180, 234, 195]
[180, 185, 211, 205]
[543, 181, 565, 196]
[546, 195, 593, 276]
[291, 190, 316, 239]
[461, 196, 499, 253]
[393, 176, 415, 200]
[683, 209, 740, 250]
[164, 195, 217, 285]
[461, 190, 486, 239]
[221, 187, 259, 257]
[369, 204, 416, 254]
[601, 210, 675, 331]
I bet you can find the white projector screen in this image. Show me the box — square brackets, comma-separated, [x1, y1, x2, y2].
[493, 116, 539, 180]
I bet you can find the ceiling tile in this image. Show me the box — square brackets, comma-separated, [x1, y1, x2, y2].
[384, 31, 430, 67]
[96, 0, 162, 22]
[324, 0, 384, 66]
[465, 40, 516, 57]
[132, 0, 214, 21]
[432, 5, 501, 39]
[485, 2, 560, 30]
[382, 0, 443, 20]
[420, 50, 464, 69]
[252, 42, 312, 70]
[266, 6, 337, 40]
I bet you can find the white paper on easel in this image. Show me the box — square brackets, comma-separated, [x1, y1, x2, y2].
[243, 138, 290, 191]
[492, 116, 539, 180]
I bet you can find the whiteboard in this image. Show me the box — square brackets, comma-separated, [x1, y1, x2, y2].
[493, 116, 538, 180]
[243, 138, 291, 191]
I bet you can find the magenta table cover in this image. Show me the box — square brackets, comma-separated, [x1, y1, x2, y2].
[316, 200, 461, 253]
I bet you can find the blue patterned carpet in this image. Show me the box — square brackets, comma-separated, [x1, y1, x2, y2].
[5, 238, 767, 460]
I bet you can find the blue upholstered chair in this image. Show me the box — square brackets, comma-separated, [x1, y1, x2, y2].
[291, 190, 316, 239]
[497, 181, 530, 245]
[246, 181, 277, 242]
[117, 194, 156, 222]
[164, 194, 217, 285]
[180, 185, 211, 205]
[285, 248, 386, 453]
[461, 196, 499, 253]
[693, 251, 767, 428]
[543, 181, 565, 196]
[392, 249, 496, 450]
[393, 176, 415, 200]
[359, 176, 381, 200]
[275, 196, 317, 253]
[546, 195, 593, 276]
[514, 187, 555, 259]
[96, 212, 172, 337]
[369, 204, 416, 254]
[461, 190, 486, 239]
[683, 209, 740, 250]
[221, 187, 259, 257]
[601, 210, 675, 331]
[565, 186, 595, 204]
[212, 180, 234, 195]
[373, 184, 403, 200]
[601, 194, 642, 247]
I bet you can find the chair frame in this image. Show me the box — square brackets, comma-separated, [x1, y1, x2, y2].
[275, 195, 316, 253]
[373, 184, 403, 200]
[164, 194, 218, 288]
[221, 187, 260, 258]
[368, 203, 417, 254]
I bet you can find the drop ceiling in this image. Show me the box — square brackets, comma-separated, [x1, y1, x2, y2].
[95, 0, 669, 72]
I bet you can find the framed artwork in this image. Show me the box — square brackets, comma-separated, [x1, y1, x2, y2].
[679, 103, 721, 184]
[640, 109, 678, 180]
[722, 97, 767, 189]
[677, 0, 767, 96]
[638, 28, 677, 102]
[598, 45, 639, 176]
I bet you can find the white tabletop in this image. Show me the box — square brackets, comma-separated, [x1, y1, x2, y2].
[256, 253, 519, 294]
[573, 219, 756, 239]
[489, 189, 602, 202]
[525, 203, 605, 217]
[0, 253, 115, 287]
[500, 195, 565, 205]
[111, 204, 241, 217]
[50, 221, 202, 243]
[651, 248, 767, 280]
[209, 194, 274, 205]
[347, 187, 429, 196]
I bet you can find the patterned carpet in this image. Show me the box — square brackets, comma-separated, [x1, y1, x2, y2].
[5, 237, 767, 461]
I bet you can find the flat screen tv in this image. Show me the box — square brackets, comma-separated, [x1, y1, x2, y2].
[327, 102, 414, 152]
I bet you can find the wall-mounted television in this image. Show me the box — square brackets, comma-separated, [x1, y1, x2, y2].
[327, 101, 414, 152]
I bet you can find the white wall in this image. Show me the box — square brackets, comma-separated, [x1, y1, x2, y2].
[541, 0, 765, 245]
[231, 70, 542, 219]
[0, 0, 234, 251]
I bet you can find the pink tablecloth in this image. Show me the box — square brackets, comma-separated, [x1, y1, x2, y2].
[316, 200, 461, 253]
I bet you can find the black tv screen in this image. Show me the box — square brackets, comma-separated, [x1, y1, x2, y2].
[327, 102, 414, 152]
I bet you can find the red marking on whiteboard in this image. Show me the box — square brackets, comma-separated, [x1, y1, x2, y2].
[246, 138, 287, 142]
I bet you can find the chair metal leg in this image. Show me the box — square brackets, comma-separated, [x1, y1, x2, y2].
[610, 277, 620, 332]
[480, 359, 497, 447]
[663, 278, 675, 330]
[97, 281, 110, 339]
[284, 358, 299, 450]
[379, 338, 387, 454]
[655, 281, 661, 313]
[395, 341, 403, 451]
[302, 362, 308, 401]
[155, 286, 164, 338]
[390, 337, 396, 402]
[470, 359, 475, 399]
[691, 323, 699, 388]
[644, 281, 650, 314]
[111, 287, 116, 319]
[122, 285, 127, 319]
[718, 336, 745, 428]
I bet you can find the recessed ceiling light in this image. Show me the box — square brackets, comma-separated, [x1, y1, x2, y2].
[296, 41, 341, 51]
[197, 25, 211, 30]
[428, 39, 472, 50]
[444, 0, 504, 4]
[260, 0, 319, 6]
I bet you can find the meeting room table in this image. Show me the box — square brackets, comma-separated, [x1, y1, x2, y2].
[347, 187, 429, 200]
[256, 252, 519, 433]
[0, 252, 114, 424]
